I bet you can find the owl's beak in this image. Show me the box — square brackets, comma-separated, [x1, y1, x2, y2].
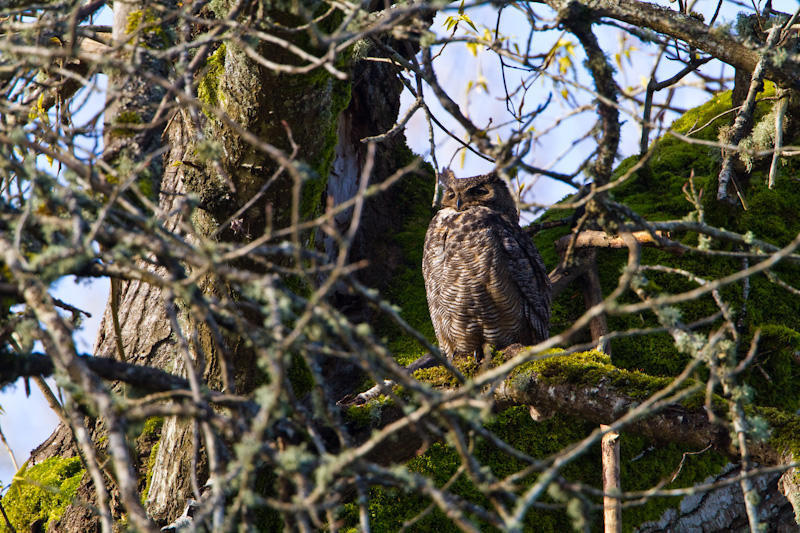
[456, 195, 462, 210]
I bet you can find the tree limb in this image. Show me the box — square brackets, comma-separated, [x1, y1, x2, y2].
[554, 230, 673, 255]
[1, 353, 193, 394]
[492, 361, 783, 467]
[539, 0, 800, 89]
[9, 347, 799, 479]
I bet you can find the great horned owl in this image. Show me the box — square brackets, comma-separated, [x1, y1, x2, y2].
[422, 169, 552, 360]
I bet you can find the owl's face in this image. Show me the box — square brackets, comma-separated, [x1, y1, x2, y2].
[439, 169, 519, 222]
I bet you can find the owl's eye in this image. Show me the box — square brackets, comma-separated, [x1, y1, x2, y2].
[471, 185, 489, 195]
[445, 190, 455, 199]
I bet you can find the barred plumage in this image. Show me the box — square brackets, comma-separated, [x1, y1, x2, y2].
[422, 169, 552, 360]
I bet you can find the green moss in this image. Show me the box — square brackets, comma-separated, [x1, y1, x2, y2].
[414, 349, 691, 406]
[764, 408, 800, 459]
[109, 110, 142, 138]
[299, 168, 329, 222]
[512, 350, 674, 399]
[670, 91, 733, 138]
[413, 365, 459, 388]
[287, 352, 314, 397]
[138, 176, 157, 201]
[411, 347, 528, 386]
[125, 10, 144, 34]
[299, 73, 352, 221]
[103, 151, 158, 202]
[141, 416, 164, 439]
[344, 395, 393, 428]
[341, 406, 729, 532]
[535, 87, 800, 392]
[740, 325, 800, 411]
[197, 44, 227, 117]
[138, 416, 163, 505]
[343, 408, 729, 533]
[314, 3, 345, 36]
[358, 351, 727, 532]
[340, 413, 603, 532]
[141, 440, 160, 505]
[0, 457, 84, 532]
[116, 111, 141, 124]
[125, 8, 170, 49]
[254, 467, 283, 531]
[374, 146, 437, 365]
[618, 434, 728, 532]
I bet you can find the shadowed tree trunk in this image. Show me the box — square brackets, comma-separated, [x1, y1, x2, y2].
[28, 3, 426, 527]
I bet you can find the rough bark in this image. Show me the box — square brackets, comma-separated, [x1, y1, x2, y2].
[495, 369, 725, 463]
[638, 464, 797, 532]
[601, 425, 621, 533]
[28, 28, 418, 526]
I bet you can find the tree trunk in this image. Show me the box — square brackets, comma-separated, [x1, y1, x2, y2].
[31, 9, 426, 522]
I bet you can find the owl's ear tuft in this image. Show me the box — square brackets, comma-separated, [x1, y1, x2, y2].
[484, 172, 500, 183]
[440, 168, 456, 187]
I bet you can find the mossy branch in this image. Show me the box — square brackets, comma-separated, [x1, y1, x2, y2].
[717, 25, 783, 203]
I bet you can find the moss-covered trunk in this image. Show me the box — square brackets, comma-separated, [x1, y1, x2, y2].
[22, 1, 433, 528]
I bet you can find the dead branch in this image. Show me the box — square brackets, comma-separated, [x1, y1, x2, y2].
[601, 425, 621, 533]
[548, 248, 597, 298]
[554, 230, 673, 255]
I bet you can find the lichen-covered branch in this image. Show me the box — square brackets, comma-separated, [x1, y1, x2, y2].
[717, 24, 784, 202]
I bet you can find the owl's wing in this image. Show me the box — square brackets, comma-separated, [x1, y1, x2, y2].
[497, 216, 552, 342]
[422, 211, 456, 358]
